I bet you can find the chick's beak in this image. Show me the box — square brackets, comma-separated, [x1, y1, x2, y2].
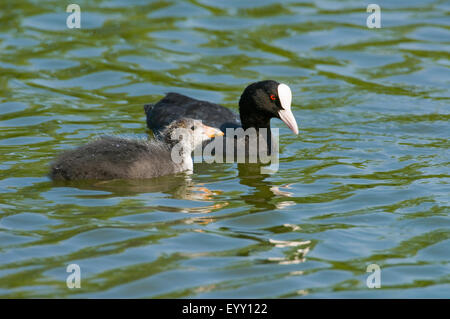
[202, 124, 224, 138]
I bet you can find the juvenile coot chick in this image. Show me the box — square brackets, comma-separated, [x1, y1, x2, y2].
[144, 80, 299, 136]
[50, 119, 223, 181]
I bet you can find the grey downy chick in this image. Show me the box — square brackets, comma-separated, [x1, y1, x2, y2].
[50, 118, 223, 181]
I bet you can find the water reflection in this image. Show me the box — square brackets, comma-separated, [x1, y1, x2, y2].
[51, 174, 218, 200]
[236, 163, 276, 212]
[237, 163, 296, 213]
[49, 173, 227, 215]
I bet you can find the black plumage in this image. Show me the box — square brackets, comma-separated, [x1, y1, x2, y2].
[144, 80, 299, 161]
[144, 80, 298, 136]
[144, 93, 240, 135]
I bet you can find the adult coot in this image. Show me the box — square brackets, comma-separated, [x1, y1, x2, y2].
[50, 118, 223, 181]
[144, 80, 299, 136]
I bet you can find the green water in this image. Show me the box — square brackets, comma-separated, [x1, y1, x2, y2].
[0, 0, 449, 298]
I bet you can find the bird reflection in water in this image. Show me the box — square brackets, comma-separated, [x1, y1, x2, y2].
[236, 163, 311, 268]
[53, 173, 227, 216]
[237, 163, 295, 213]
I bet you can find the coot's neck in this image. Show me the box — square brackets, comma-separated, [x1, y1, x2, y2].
[239, 113, 272, 132]
[238, 105, 273, 152]
[239, 94, 272, 129]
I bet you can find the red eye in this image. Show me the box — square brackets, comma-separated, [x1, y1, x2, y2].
[270, 94, 276, 101]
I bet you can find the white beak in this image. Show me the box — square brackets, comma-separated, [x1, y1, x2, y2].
[277, 83, 299, 135]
